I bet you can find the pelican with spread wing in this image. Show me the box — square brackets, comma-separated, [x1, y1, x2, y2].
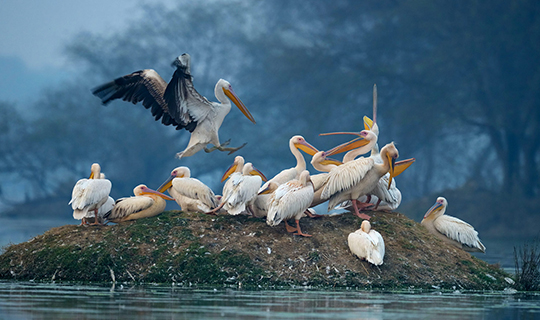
[92, 53, 256, 158]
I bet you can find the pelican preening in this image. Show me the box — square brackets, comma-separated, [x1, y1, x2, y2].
[421, 197, 486, 253]
[157, 166, 218, 214]
[91, 53, 256, 159]
[262, 170, 314, 237]
[348, 220, 385, 265]
[104, 184, 175, 223]
[69, 163, 112, 226]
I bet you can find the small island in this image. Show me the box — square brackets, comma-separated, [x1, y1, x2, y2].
[0, 210, 511, 290]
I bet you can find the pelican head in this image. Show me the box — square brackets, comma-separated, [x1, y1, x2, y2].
[172, 53, 191, 75]
[134, 184, 175, 201]
[382, 142, 399, 189]
[424, 197, 448, 220]
[221, 155, 245, 182]
[325, 130, 377, 156]
[89, 163, 102, 179]
[258, 181, 280, 195]
[291, 135, 319, 156]
[217, 79, 256, 124]
[157, 166, 191, 193]
[361, 220, 371, 233]
[243, 162, 268, 182]
[311, 151, 343, 171]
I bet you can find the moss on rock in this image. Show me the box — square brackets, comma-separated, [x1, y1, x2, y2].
[0, 210, 512, 290]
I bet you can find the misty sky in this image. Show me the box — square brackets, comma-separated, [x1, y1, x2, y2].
[0, 0, 176, 104]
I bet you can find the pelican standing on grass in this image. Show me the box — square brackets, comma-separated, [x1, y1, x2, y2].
[104, 184, 174, 223]
[421, 197, 486, 253]
[157, 166, 218, 213]
[262, 170, 314, 237]
[91, 53, 256, 159]
[69, 163, 112, 226]
[348, 220, 385, 265]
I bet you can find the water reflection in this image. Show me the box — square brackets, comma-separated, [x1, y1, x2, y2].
[0, 281, 538, 319]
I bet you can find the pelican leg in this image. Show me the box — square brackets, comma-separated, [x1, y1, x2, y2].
[205, 201, 225, 215]
[80, 218, 87, 226]
[373, 198, 382, 210]
[90, 210, 103, 226]
[285, 221, 297, 233]
[352, 200, 371, 220]
[292, 219, 312, 237]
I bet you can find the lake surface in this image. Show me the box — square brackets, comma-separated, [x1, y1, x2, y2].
[0, 281, 538, 319]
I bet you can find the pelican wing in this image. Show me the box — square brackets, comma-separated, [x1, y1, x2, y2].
[171, 177, 218, 208]
[347, 231, 370, 259]
[368, 230, 385, 265]
[163, 62, 212, 131]
[267, 181, 313, 226]
[69, 179, 112, 210]
[227, 175, 262, 208]
[105, 196, 155, 221]
[433, 215, 485, 252]
[321, 157, 374, 199]
[92, 69, 185, 129]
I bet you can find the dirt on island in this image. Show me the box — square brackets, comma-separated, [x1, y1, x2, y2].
[0, 210, 513, 290]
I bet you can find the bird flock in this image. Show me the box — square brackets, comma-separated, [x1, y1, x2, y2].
[69, 53, 486, 267]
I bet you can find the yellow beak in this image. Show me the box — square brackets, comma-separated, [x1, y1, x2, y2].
[223, 87, 256, 124]
[221, 163, 238, 182]
[326, 136, 371, 156]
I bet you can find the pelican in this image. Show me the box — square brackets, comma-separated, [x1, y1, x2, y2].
[91, 53, 256, 159]
[348, 220, 385, 265]
[261, 135, 319, 189]
[211, 160, 267, 215]
[69, 163, 112, 226]
[421, 197, 486, 253]
[104, 184, 174, 223]
[262, 170, 314, 237]
[320, 142, 399, 219]
[157, 166, 218, 213]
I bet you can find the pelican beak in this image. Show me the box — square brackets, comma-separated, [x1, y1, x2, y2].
[393, 158, 416, 177]
[320, 157, 343, 166]
[319, 131, 361, 137]
[221, 163, 238, 182]
[89, 172, 95, 179]
[386, 153, 396, 190]
[326, 136, 371, 156]
[157, 175, 175, 193]
[294, 140, 319, 156]
[363, 116, 373, 131]
[141, 188, 175, 201]
[424, 202, 443, 219]
[250, 166, 268, 182]
[223, 86, 256, 124]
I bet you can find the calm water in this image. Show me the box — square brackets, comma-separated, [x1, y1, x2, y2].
[0, 281, 538, 319]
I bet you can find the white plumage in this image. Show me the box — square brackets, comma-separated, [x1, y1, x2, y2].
[69, 163, 112, 225]
[421, 197, 486, 253]
[92, 53, 256, 159]
[158, 166, 218, 213]
[265, 170, 314, 237]
[222, 162, 263, 215]
[348, 220, 385, 265]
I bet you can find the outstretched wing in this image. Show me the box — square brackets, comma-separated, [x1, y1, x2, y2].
[91, 69, 196, 131]
[163, 56, 213, 132]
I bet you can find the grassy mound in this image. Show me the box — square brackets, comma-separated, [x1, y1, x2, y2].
[0, 210, 512, 290]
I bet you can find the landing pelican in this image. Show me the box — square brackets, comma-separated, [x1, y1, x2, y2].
[262, 170, 314, 237]
[104, 184, 174, 223]
[321, 143, 399, 219]
[421, 197, 486, 253]
[91, 53, 256, 159]
[157, 166, 218, 213]
[69, 163, 112, 225]
[348, 220, 385, 265]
